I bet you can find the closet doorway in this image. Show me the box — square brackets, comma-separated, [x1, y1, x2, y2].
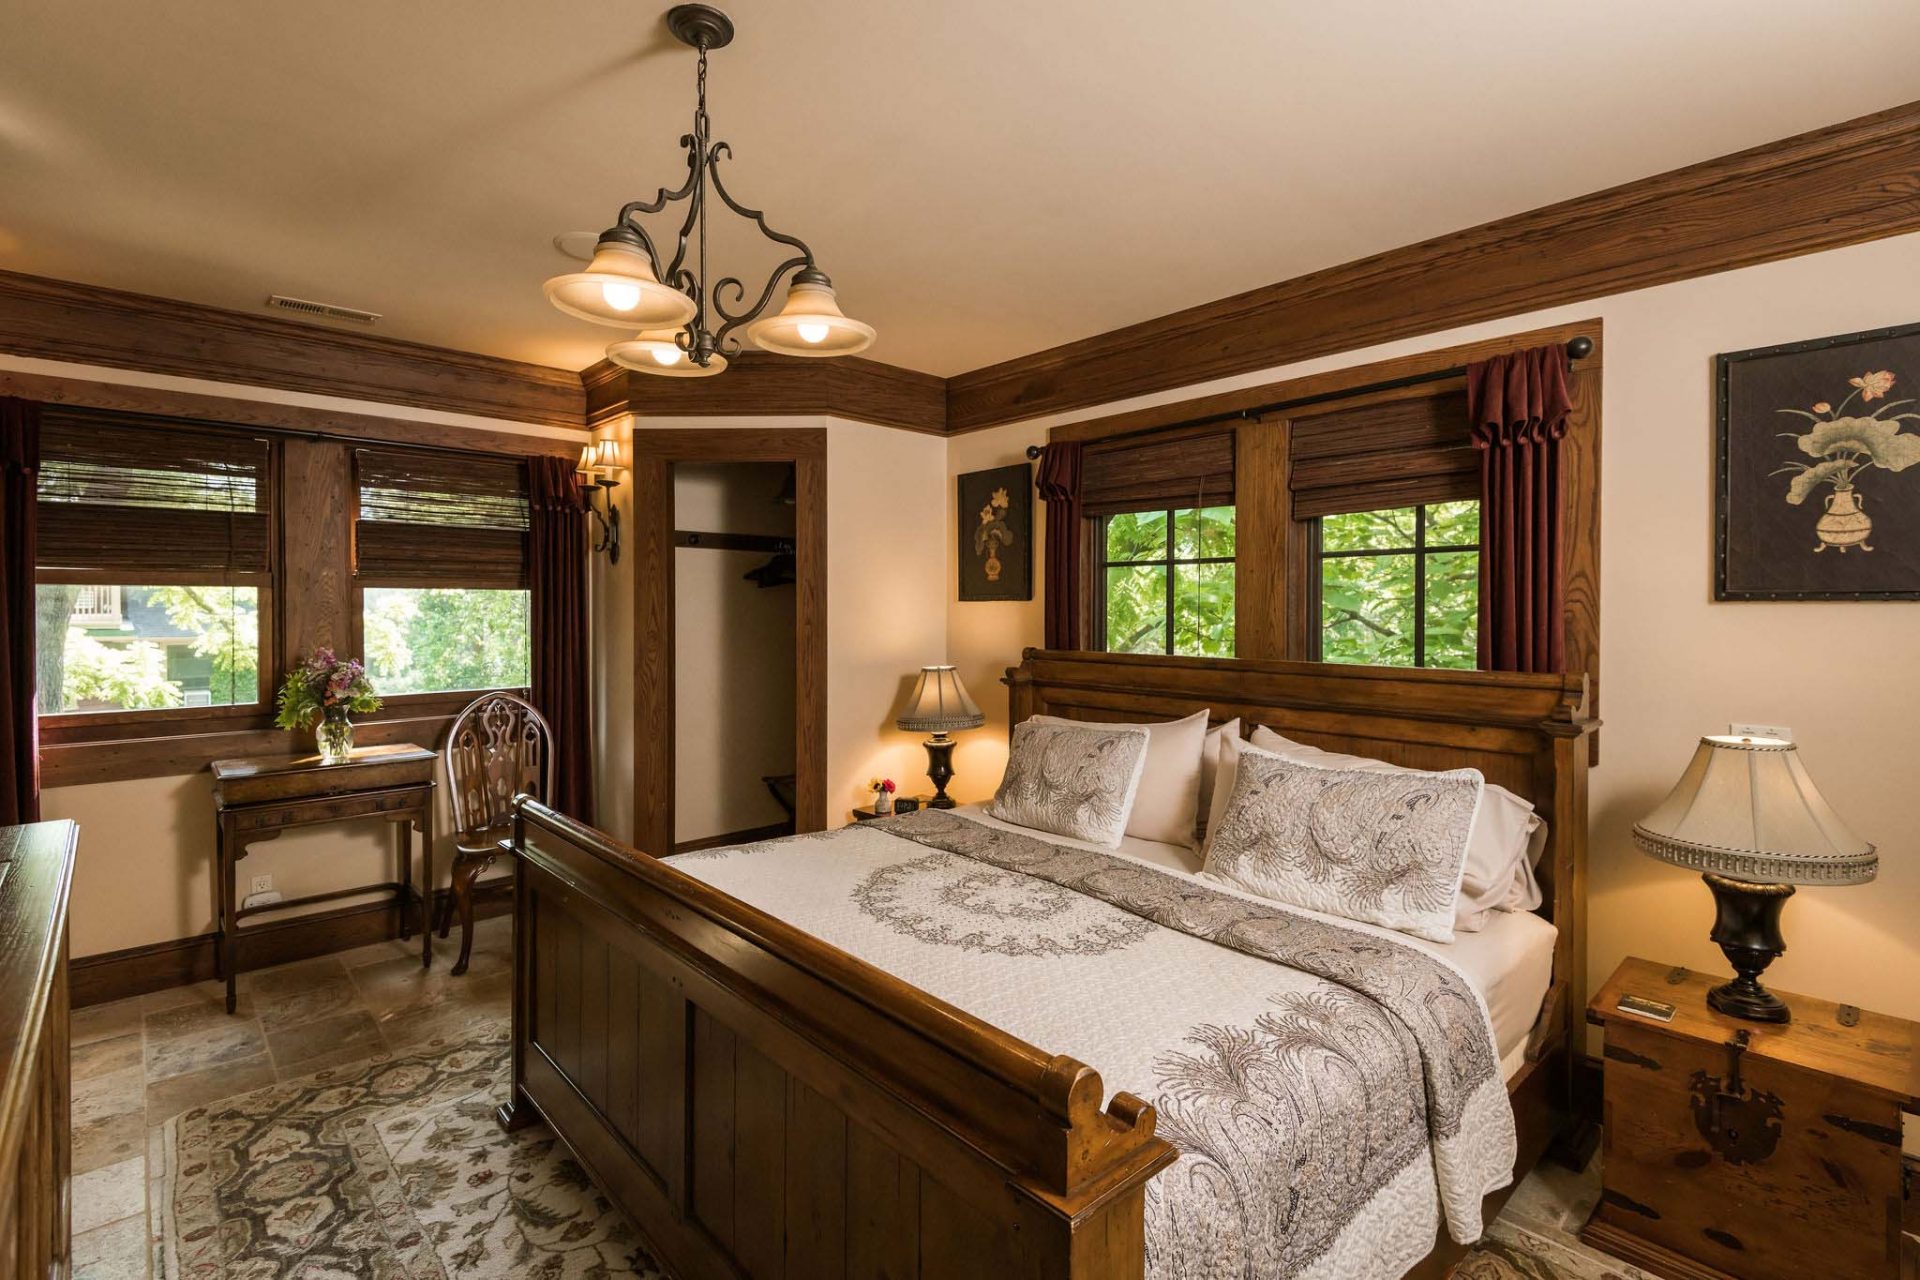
[631, 429, 826, 855]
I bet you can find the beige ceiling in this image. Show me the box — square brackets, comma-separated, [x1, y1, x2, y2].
[3, 1, 1919, 380]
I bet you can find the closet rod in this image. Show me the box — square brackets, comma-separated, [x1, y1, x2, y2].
[1024, 335, 1593, 460]
[674, 530, 795, 554]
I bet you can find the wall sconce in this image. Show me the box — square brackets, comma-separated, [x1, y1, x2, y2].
[576, 438, 625, 563]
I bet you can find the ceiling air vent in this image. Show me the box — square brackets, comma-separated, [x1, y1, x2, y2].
[266, 294, 382, 324]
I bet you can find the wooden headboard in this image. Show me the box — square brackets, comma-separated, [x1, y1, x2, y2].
[1005, 648, 1596, 1062]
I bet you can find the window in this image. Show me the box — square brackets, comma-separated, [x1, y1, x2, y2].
[353, 448, 531, 697]
[34, 410, 272, 717]
[1314, 500, 1479, 669]
[1099, 507, 1236, 656]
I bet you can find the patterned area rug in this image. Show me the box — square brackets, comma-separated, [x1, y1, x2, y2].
[1451, 1220, 1659, 1280]
[156, 1023, 669, 1278]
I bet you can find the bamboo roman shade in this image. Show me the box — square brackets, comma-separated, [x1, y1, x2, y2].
[1080, 428, 1235, 517]
[1286, 388, 1476, 519]
[36, 410, 272, 582]
[354, 448, 530, 588]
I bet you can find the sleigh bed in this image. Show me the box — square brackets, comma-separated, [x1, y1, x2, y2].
[499, 649, 1594, 1279]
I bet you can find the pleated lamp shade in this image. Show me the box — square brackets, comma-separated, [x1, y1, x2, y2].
[1632, 735, 1876, 886]
[895, 666, 984, 734]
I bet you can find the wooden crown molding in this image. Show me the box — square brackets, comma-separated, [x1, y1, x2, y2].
[944, 99, 1920, 432]
[583, 351, 948, 434]
[0, 269, 585, 428]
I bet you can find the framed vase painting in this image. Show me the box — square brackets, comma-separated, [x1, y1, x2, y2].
[957, 463, 1033, 601]
[1717, 321, 1920, 600]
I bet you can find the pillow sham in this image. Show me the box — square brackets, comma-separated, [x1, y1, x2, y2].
[1032, 709, 1210, 847]
[1201, 745, 1483, 943]
[1196, 717, 1241, 841]
[1248, 726, 1543, 930]
[988, 720, 1152, 847]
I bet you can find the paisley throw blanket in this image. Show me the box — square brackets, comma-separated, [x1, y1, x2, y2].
[668, 809, 1516, 1280]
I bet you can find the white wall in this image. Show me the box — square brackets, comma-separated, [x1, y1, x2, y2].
[940, 230, 1920, 1027]
[5, 354, 585, 958]
[672, 462, 797, 844]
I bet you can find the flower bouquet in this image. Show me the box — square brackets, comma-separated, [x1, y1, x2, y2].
[869, 777, 897, 815]
[275, 646, 382, 764]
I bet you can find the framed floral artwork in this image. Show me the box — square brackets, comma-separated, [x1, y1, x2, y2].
[957, 463, 1033, 601]
[1716, 321, 1920, 600]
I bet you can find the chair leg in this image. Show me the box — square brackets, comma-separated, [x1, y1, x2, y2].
[450, 853, 492, 977]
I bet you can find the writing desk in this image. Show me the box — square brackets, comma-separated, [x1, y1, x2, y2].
[209, 743, 435, 1013]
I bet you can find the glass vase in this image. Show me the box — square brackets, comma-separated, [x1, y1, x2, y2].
[317, 706, 354, 765]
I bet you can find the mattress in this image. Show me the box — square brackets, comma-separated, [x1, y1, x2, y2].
[952, 803, 1558, 1072]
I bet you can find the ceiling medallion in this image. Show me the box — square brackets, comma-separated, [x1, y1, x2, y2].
[543, 4, 875, 377]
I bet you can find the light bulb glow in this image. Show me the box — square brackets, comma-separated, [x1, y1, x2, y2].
[651, 345, 683, 366]
[796, 321, 830, 344]
[600, 281, 641, 312]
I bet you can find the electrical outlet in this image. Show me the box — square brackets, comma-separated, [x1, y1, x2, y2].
[250, 874, 274, 897]
[1730, 722, 1793, 743]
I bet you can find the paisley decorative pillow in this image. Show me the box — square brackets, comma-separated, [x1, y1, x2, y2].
[987, 721, 1152, 848]
[1200, 746, 1483, 942]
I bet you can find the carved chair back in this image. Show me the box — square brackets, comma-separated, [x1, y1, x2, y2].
[443, 692, 554, 842]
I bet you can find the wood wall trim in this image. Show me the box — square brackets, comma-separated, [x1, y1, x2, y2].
[0, 269, 585, 428]
[69, 881, 512, 1008]
[0, 368, 582, 458]
[946, 100, 1920, 431]
[586, 352, 947, 434]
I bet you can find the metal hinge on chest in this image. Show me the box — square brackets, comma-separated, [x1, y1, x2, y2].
[1688, 1029, 1785, 1164]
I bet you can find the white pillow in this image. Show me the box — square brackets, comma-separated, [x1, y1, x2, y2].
[1201, 746, 1483, 943]
[1248, 727, 1543, 932]
[988, 720, 1152, 847]
[1032, 709, 1210, 847]
[1196, 718, 1241, 842]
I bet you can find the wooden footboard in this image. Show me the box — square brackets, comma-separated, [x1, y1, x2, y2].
[501, 799, 1177, 1280]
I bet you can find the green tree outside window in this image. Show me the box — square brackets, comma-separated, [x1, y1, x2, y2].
[1100, 507, 1235, 657]
[1316, 501, 1479, 669]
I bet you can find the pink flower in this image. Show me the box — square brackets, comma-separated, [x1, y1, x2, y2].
[1849, 370, 1894, 401]
[1812, 402, 1831, 413]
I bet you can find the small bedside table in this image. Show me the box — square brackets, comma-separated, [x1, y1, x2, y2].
[1584, 956, 1918, 1280]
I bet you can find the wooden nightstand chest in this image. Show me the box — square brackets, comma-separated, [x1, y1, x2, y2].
[1584, 957, 1919, 1280]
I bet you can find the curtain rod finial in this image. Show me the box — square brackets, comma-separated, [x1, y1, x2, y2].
[1026, 445, 1043, 459]
[1567, 336, 1594, 361]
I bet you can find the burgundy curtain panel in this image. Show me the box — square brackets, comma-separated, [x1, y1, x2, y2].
[1036, 442, 1084, 650]
[528, 456, 593, 823]
[1467, 346, 1572, 673]
[1, 399, 40, 825]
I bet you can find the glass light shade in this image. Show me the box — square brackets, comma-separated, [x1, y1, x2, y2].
[745, 277, 875, 357]
[895, 665, 984, 734]
[544, 239, 697, 329]
[1633, 735, 1876, 886]
[606, 329, 728, 378]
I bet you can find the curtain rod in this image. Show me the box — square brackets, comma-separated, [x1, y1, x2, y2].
[1025, 335, 1593, 460]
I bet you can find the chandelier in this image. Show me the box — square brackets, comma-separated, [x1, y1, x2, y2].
[543, 4, 875, 378]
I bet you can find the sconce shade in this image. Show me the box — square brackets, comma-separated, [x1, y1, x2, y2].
[746, 276, 875, 357]
[544, 236, 697, 329]
[607, 329, 728, 377]
[1632, 735, 1876, 886]
[895, 665, 984, 734]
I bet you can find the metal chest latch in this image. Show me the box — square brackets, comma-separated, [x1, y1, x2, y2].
[1688, 1029, 1785, 1164]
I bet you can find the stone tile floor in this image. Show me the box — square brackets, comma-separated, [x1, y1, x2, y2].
[70, 911, 1631, 1279]
[70, 913, 514, 1279]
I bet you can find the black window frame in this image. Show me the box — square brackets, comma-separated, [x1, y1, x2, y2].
[1094, 506, 1237, 657]
[1309, 502, 1481, 669]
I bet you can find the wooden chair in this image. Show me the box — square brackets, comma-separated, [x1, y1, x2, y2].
[439, 691, 553, 976]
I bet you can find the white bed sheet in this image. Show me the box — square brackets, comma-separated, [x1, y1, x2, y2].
[950, 803, 1556, 1073]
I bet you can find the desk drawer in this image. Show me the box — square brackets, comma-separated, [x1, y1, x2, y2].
[230, 787, 424, 833]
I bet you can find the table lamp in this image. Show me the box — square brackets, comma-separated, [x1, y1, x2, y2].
[1632, 734, 1876, 1023]
[894, 665, 984, 809]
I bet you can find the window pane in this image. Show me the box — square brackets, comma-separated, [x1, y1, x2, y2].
[1321, 507, 1418, 553]
[1320, 553, 1414, 666]
[1424, 550, 1480, 670]
[1426, 500, 1480, 547]
[1103, 564, 1167, 654]
[363, 588, 531, 696]
[35, 585, 259, 712]
[1103, 511, 1168, 562]
[1174, 562, 1235, 657]
[1173, 506, 1236, 560]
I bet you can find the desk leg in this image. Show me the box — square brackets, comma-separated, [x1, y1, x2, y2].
[218, 822, 238, 1015]
[419, 808, 434, 970]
